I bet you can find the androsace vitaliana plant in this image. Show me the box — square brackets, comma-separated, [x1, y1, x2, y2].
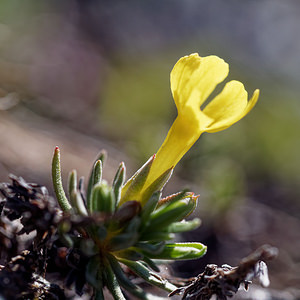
[52, 53, 259, 299]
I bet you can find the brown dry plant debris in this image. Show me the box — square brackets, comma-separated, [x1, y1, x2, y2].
[169, 245, 278, 300]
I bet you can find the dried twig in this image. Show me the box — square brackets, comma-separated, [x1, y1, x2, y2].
[169, 245, 278, 300]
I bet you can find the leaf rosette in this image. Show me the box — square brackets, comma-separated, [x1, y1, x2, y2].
[52, 148, 204, 299]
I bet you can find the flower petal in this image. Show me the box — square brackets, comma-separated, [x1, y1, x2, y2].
[135, 54, 259, 203]
[243, 89, 260, 115]
[203, 81, 258, 133]
[143, 115, 202, 190]
[170, 54, 229, 113]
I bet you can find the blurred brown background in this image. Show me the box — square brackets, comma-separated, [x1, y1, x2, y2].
[0, 1, 299, 298]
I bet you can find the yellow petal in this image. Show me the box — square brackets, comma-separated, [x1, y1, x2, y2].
[243, 89, 260, 115]
[171, 54, 229, 113]
[203, 81, 258, 133]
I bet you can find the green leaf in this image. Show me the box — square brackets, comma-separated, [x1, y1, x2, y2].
[87, 151, 106, 210]
[94, 160, 103, 185]
[125, 216, 141, 233]
[52, 147, 71, 211]
[109, 232, 139, 252]
[142, 256, 160, 272]
[108, 255, 154, 300]
[68, 169, 77, 201]
[104, 261, 126, 300]
[166, 218, 201, 233]
[114, 201, 141, 226]
[135, 241, 165, 255]
[86, 256, 103, 289]
[70, 190, 88, 216]
[91, 182, 115, 214]
[112, 162, 126, 206]
[78, 176, 85, 194]
[107, 257, 153, 300]
[118, 258, 177, 292]
[87, 160, 103, 211]
[108, 217, 140, 251]
[119, 155, 155, 206]
[146, 242, 207, 260]
[113, 248, 144, 261]
[107, 254, 139, 290]
[140, 232, 174, 242]
[140, 167, 173, 206]
[144, 198, 196, 232]
[140, 191, 161, 230]
[157, 189, 192, 207]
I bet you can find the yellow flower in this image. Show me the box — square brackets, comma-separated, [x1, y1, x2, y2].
[143, 53, 259, 189]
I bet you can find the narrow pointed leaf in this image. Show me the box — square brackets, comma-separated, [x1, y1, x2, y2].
[118, 258, 177, 292]
[114, 201, 141, 226]
[108, 254, 139, 290]
[104, 262, 126, 300]
[87, 151, 106, 210]
[112, 162, 126, 206]
[135, 241, 165, 255]
[86, 256, 103, 289]
[125, 216, 141, 233]
[146, 242, 207, 260]
[109, 232, 139, 252]
[142, 256, 160, 272]
[140, 191, 161, 229]
[52, 147, 71, 211]
[145, 198, 196, 232]
[119, 155, 155, 206]
[68, 170, 77, 200]
[113, 248, 144, 261]
[157, 189, 192, 207]
[94, 160, 103, 185]
[78, 176, 84, 193]
[70, 190, 88, 216]
[166, 218, 201, 233]
[140, 232, 174, 242]
[91, 182, 115, 214]
[140, 167, 173, 206]
[78, 176, 86, 204]
[87, 160, 103, 211]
